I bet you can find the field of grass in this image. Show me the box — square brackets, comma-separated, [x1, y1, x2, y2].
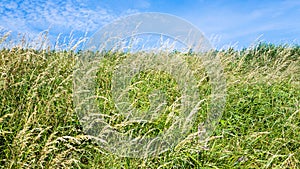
[0, 37, 299, 168]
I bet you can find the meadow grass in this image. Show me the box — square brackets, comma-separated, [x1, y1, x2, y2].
[0, 35, 299, 168]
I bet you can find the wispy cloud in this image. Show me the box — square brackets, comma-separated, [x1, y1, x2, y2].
[191, 0, 300, 48]
[0, 0, 298, 49]
[135, 0, 151, 9]
[0, 0, 116, 35]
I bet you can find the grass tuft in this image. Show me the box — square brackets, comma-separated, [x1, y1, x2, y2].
[0, 33, 299, 168]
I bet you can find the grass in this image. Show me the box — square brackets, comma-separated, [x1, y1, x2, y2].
[0, 34, 299, 168]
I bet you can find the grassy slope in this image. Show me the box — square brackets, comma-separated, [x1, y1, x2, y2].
[0, 44, 299, 168]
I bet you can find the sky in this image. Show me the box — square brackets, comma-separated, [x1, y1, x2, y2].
[0, 0, 299, 50]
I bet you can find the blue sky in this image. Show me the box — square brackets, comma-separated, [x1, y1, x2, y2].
[0, 0, 299, 50]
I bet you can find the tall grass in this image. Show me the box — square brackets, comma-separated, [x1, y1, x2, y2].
[0, 32, 299, 168]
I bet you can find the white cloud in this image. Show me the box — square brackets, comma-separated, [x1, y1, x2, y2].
[3, 1, 18, 10]
[136, 0, 151, 9]
[195, 0, 300, 48]
[0, 0, 116, 35]
[122, 9, 141, 16]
